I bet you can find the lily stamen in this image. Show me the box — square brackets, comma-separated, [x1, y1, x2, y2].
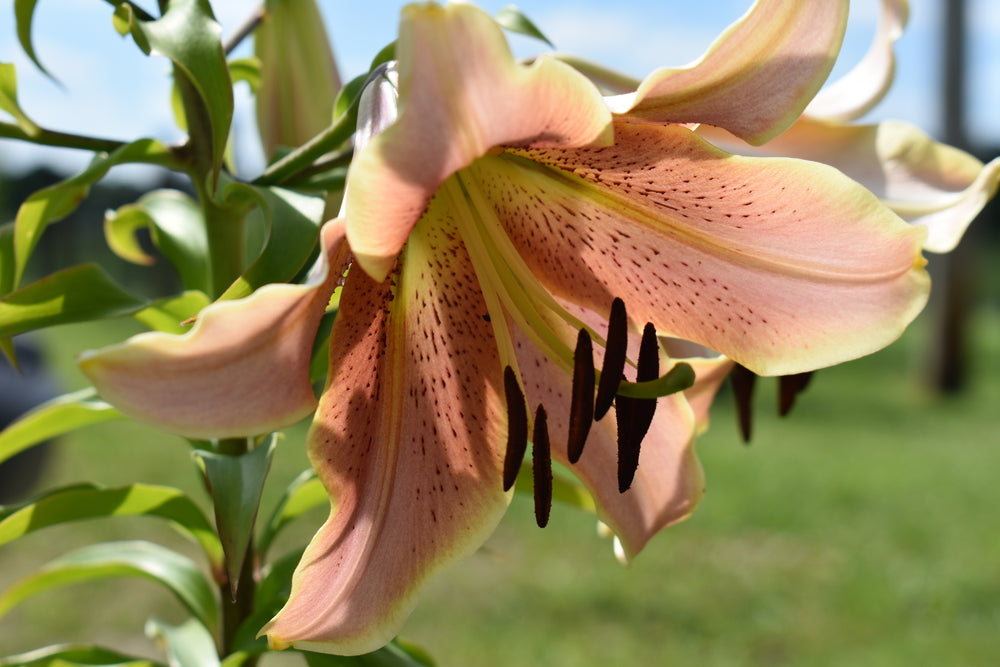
[532, 405, 553, 528]
[502, 366, 528, 491]
[595, 297, 629, 420]
[567, 328, 595, 464]
[615, 322, 661, 493]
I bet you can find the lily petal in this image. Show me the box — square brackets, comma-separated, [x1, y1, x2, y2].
[346, 2, 612, 282]
[78, 220, 349, 440]
[265, 196, 509, 655]
[607, 0, 848, 144]
[476, 122, 929, 376]
[512, 307, 704, 561]
[806, 0, 909, 121]
[700, 118, 1000, 252]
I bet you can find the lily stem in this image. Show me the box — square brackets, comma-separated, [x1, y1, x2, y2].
[224, 4, 267, 55]
[0, 122, 181, 168]
[252, 99, 359, 186]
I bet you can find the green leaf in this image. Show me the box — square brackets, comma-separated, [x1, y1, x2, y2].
[12, 139, 171, 287]
[13, 0, 50, 77]
[131, 291, 210, 334]
[494, 5, 555, 48]
[145, 618, 220, 667]
[0, 264, 146, 338]
[300, 640, 436, 667]
[124, 0, 233, 185]
[0, 541, 219, 633]
[0, 388, 123, 466]
[216, 184, 324, 302]
[0, 643, 161, 666]
[1, 222, 14, 298]
[104, 206, 156, 266]
[127, 190, 210, 292]
[228, 57, 261, 93]
[193, 437, 276, 597]
[0, 483, 224, 570]
[257, 469, 327, 558]
[219, 654, 253, 667]
[0, 62, 40, 135]
[1, 223, 15, 367]
[229, 548, 301, 653]
[332, 73, 368, 122]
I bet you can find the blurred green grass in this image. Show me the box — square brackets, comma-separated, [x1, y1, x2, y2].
[1, 305, 998, 665]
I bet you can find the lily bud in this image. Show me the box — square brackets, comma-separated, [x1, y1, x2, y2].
[355, 62, 400, 156]
[255, 0, 342, 160]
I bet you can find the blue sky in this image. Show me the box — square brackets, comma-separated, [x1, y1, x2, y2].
[1, 0, 998, 182]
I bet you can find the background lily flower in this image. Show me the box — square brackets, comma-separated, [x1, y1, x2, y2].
[82, 0, 934, 656]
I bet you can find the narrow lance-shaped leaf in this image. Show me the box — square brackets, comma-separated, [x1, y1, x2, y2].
[122, 0, 233, 185]
[120, 189, 211, 293]
[216, 184, 325, 301]
[494, 5, 555, 47]
[193, 436, 276, 597]
[13, 0, 49, 77]
[104, 205, 157, 266]
[257, 469, 327, 558]
[1, 222, 16, 366]
[0, 264, 146, 339]
[299, 641, 436, 667]
[0, 541, 220, 634]
[0, 643, 162, 666]
[0, 388, 123, 466]
[0, 483, 224, 570]
[145, 618, 221, 667]
[132, 291, 211, 335]
[229, 548, 303, 653]
[0, 63, 40, 134]
[12, 139, 172, 287]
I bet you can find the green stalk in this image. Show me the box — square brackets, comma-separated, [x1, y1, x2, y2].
[0, 122, 182, 168]
[210, 437, 259, 664]
[253, 100, 360, 186]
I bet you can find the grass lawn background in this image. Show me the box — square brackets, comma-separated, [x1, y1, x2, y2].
[0, 302, 997, 665]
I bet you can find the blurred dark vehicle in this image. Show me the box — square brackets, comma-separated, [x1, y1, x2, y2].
[0, 340, 55, 503]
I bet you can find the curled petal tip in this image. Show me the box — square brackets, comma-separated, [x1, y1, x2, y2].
[80, 219, 348, 439]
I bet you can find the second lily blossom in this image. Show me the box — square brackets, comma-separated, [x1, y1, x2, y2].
[78, 0, 995, 656]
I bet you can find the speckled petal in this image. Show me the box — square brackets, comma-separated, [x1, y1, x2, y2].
[476, 123, 929, 376]
[607, 0, 848, 144]
[264, 195, 509, 655]
[699, 118, 1000, 253]
[806, 0, 908, 121]
[346, 2, 612, 282]
[512, 307, 704, 561]
[78, 220, 348, 440]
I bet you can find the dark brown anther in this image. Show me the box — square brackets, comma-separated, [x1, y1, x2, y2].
[778, 371, 813, 417]
[615, 322, 660, 493]
[502, 366, 528, 491]
[567, 328, 595, 464]
[532, 405, 553, 528]
[730, 364, 757, 443]
[595, 297, 628, 421]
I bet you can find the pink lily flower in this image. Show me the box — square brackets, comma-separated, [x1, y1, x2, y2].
[81, 1, 938, 654]
[696, 0, 1000, 252]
